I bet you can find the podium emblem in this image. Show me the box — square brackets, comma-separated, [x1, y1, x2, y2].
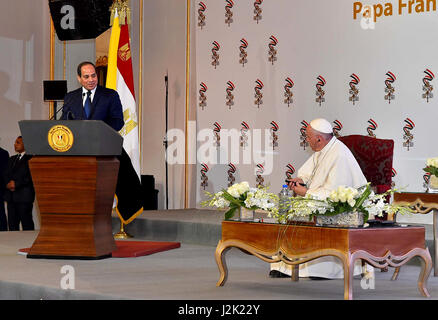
[48, 125, 74, 152]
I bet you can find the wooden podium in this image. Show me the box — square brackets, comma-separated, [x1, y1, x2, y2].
[19, 120, 123, 259]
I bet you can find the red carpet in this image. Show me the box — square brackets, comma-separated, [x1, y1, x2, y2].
[18, 240, 181, 258]
[112, 240, 181, 258]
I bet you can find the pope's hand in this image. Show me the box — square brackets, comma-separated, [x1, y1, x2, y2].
[291, 183, 307, 196]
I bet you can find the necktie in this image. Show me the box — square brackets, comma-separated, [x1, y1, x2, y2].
[84, 90, 92, 119]
[13, 154, 21, 167]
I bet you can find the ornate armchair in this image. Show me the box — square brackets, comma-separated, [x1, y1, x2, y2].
[338, 134, 395, 274]
[338, 135, 394, 219]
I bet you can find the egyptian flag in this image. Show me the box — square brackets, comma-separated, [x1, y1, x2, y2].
[106, 10, 143, 225]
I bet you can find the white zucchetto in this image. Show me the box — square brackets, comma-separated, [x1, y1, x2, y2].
[310, 118, 333, 134]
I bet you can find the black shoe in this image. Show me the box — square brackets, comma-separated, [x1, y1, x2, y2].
[269, 270, 290, 278]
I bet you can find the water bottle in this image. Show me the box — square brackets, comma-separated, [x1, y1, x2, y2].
[278, 184, 290, 214]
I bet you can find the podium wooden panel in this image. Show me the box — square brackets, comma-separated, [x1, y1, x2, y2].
[19, 120, 123, 259]
[27, 156, 119, 259]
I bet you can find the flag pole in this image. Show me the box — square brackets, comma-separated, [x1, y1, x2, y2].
[184, 0, 190, 208]
[49, 17, 55, 120]
[138, 0, 143, 169]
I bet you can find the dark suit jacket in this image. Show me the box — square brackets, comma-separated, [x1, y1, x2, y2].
[0, 147, 9, 201]
[60, 85, 124, 131]
[3, 154, 35, 203]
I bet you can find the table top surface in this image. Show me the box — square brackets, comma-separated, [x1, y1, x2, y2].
[393, 192, 438, 205]
[225, 219, 424, 231]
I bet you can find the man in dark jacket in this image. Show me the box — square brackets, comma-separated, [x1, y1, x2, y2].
[4, 136, 35, 231]
[0, 145, 9, 231]
[60, 61, 124, 131]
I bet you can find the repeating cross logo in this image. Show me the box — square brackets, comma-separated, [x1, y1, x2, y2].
[422, 69, 434, 102]
[367, 119, 378, 138]
[300, 120, 309, 150]
[239, 38, 248, 67]
[384, 71, 396, 103]
[270, 121, 279, 150]
[227, 163, 236, 187]
[403, 118, 415, 151]
[213, 122, 221, 147]
[211, 41, 220, 69]
[254, 79, 264, 108]
[284, 77, 294, 107]
[268, 35, 278, 65]
[315, 75, 326, 106]
[225, 0, 234, 26]
[253, 0, 263, 23]
[198, 2, 206, 29]
[240, 121, 250, 149]
[285, 164, 295, 184]
[255, 164, 265, 188]
[199, 82, 207, 110]
[225, 81, 235, 109]
[333, 120, 343, 137]
[200, 163, 209, 190]
[349, 73, 360, 105]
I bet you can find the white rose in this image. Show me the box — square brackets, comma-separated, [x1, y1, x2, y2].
[237, 181, 250, 194]
[427, 157, 438, 168]
[329, 190, 339, 202]
[227, 185, 240, 198]
[338, 190, 348, 203]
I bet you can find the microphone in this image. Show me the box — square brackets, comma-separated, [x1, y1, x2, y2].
[49, 103, 67, 120]
[50, 95, 75, 120]
[66, 110, 75, 120]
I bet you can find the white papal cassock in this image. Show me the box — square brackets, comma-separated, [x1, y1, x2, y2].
[271, 136, 372, 279]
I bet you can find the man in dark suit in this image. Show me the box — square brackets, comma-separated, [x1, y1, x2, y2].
[60, 61, 143, 224]
[4, 136, 35, 231]
[0, 145, 9, 231]
[60, 61, 124, 131]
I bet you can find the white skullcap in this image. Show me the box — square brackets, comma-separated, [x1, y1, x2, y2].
[310, 118, 333, 134]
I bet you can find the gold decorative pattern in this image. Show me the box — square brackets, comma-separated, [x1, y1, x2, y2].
[47, 125, 74, 152]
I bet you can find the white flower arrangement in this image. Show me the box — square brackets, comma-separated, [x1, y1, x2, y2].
[424, 157, 438, 177]
[270, 184, 412, 224]
[202, 181, 278, 220]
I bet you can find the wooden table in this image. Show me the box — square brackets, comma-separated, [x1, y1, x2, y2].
[393, 192, 438, 276]
[215, 221, 432, 300]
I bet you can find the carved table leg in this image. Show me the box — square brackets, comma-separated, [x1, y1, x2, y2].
[434, 210, 438, 276]
[417, 248, 432, 298]
[291, 265, 299, 281]
[344, 254, 354, 300]
[215, 240, 231, 287]
[391, 267, 400, 281]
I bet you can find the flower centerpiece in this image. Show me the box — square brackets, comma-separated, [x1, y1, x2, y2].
[423, 157, 438, 192]
[270, 184, 412, 227]
[201, 181, 278, 221]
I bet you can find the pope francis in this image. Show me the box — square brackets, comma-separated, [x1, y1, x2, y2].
[270, 118, 371, 279]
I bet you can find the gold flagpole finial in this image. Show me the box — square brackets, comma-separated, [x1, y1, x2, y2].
[109, 0, 131, 26]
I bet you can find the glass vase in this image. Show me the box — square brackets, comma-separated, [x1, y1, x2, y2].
[316, 211, 364, 227]
[239, 207, 254, 222]
[429, 175, 438, 193]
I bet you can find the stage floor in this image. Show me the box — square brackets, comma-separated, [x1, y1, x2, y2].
[0, 228, 437, 301]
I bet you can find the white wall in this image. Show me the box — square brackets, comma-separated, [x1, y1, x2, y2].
[194, 0, 438, 224]
[0, 1, 52, 228]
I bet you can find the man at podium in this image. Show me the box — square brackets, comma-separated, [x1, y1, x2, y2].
[59, 61, 143, 226]
[60, 61, 124, 131]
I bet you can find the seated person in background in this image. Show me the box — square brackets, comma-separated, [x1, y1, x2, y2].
[270, 118, 370, 279]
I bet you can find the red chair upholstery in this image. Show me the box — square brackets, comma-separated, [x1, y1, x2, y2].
[338, 134, 394, 189]
[338, 135, 394, 219]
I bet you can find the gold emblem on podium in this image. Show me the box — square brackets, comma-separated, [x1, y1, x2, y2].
[48, 125, 74, 152]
